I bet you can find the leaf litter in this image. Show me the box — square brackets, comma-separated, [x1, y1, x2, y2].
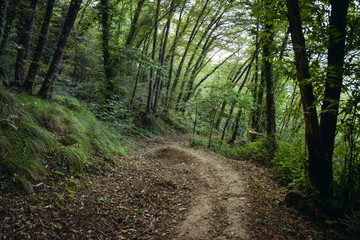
[1, 134, 333, 239]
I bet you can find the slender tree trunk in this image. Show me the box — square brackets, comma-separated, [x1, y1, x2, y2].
[287, 0, 330, 198]
[130, 63, 142, 106]
[250, 21, 260, 141]
[182, 34, 219, 107]
[163, 3, 186, 116]
[279, 84, 297, 134]
[274, 26, 290, 85]
[252, 66, 266, 136]
[208, 104, 220, 149]
[14, 0, 39, 86]
[0, 0, 18, 54]
[216, 58, 251, 130]
[130, 36, 149, 106]
[146, 0, 160, 114]
[250, 53, 259, 138]
[192, 105, 198, 137]
[263, 0, 276, 150]
[192, 51, 238, 95]
[215, 100, 227, 130]
[153, 0, 176, 114]
[228, 109, 242, 145]
[221, 60, 254, 141]
[100, 0, 114, 97]
[167, 0, 210, 109]
[0, 0, 8, 39]
[24, 0, 55, 94]
[176, 10, 222, 109]
[125, 0, 145, 46]
[39, 0, 82, 100]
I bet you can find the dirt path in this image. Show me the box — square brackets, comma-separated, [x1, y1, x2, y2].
[141, 135, 251, 239]
[1, 134, 329, 239]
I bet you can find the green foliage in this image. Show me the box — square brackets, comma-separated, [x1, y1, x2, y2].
[271, 136, 309, 190]
[189, 137, 209, 148]
[191, 134, 309, 192]
[327, 211, 360, 238]
[190, 136, 264, 160]
[167, 111, 193, 133]
[0, 89, 127, 191]
[338, 212, 360, 237]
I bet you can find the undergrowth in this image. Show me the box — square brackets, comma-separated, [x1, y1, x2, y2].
[0, 88, 127, 192]
[190, 135, 309, 191]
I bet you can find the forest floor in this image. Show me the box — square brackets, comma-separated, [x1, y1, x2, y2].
[0, 133, 332, 239]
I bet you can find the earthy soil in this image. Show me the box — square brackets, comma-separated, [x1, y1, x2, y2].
[0, 134, 331, 239]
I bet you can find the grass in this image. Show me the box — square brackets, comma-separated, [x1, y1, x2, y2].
[0, 88, 127, 192]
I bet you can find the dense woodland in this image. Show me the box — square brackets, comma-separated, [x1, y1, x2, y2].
[1, 0, 360, 236]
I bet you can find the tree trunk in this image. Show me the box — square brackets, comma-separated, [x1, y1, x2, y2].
[228, 109, 242, 145]
[152, 0, 176, 114]
[0, 0, 8, 39]
[215, 100, 227, 130]
[216, 58, 251, 130]
[176, 10, 222, 109]
[192, 51, 238, 95]
[0, 0, 18, 54]
[163, 3, 186, 116]
[130, 36, 149, 107]
[319, 0, 349, 188]
[24, 0, 55, 94]
[125, 0, 146, 46]
[38, 0, 82, 100]
[208, 104, 220, 149]
[146, 0, 160, 114]
[100, 0, 114, 97]
[250, 51, 259, 140]
[263, 0, 276, 143]
[14, 0, 39, 86]
[221, 60, 254, 141]
[287, 0, 331, 198]
[167, 0, 210, 109]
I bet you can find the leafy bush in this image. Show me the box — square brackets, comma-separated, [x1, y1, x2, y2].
[189, 136, 264, 161]
[271, 137, 309, 190]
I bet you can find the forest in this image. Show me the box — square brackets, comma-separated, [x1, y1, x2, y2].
[0, 0, 360, 239]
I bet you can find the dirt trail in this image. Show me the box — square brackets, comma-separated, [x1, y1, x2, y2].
[1, 134, 326, 239]
[144, 135, 250, 239]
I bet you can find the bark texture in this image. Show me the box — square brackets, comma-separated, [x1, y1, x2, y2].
[24, 0, 55, 94]
[39, 0, 82, 100]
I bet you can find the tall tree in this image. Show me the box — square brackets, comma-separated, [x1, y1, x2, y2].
[163, 1, 187, 115]
[153, 0, 176, 114]
[146, 0, 160, 115]
[319, 0, 350, 185]
[39, 0, 82, 100]
[125, 0, 146, 46]
[179, 10, 224, 110]
[100, 0, 113, 97]
[24, 0, 56, 94]
[166, 0, 210, 110]
[286, 0, 349, 198]
[0, 0, 7, 39]
[263, 0, 277, 156]
[0, 0, 18, 54]
[14, 0, 39, 86]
